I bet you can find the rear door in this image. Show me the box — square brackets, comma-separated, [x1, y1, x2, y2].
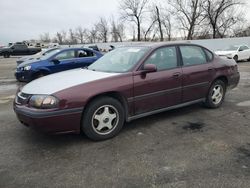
[179, 45, 214, 103]
[133, 46, 182, 115]
[74, 49, 99, 68]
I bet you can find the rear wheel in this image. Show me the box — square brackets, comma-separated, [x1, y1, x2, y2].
[81, 97, 125, 141]
[205, 80, 226, 108]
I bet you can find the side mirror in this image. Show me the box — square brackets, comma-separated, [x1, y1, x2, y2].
[52, 59, 60, 64]
[142, 64, 157, 73]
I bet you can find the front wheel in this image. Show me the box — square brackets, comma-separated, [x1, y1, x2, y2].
[3, 53, 10, 58]
[233, 55, 238, 62]
[82, 97, 125, 141]
[205, 80, 226, 108]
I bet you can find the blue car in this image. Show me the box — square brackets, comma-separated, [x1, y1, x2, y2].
[15, 48, 103, 82]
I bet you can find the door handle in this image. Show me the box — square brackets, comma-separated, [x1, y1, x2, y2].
[173, 72, 181, 78]
[208, 67, 214, 71]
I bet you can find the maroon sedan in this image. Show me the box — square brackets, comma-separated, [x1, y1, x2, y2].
[14, 43, 240, 140]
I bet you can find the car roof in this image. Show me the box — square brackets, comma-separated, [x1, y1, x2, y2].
[120, 41, 196, 49]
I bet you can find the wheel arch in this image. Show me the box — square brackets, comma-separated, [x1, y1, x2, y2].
[80, 91, 129, 129]
[214, 75, 228, 86]
[32, 68, 51, 78]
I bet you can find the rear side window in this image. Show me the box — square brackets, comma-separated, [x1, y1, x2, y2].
[204, 49, 213, 62]
[144, 47, 178, 71]
[180, 46, 207, 66]
[77, 49, 95, 57]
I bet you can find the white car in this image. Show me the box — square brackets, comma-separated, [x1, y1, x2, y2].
[215, 45, 250, 62]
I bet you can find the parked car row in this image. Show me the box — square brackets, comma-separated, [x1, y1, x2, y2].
[14, 42, 240, 141]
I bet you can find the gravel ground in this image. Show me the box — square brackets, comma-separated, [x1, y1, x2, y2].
[0, 57, 250, 188]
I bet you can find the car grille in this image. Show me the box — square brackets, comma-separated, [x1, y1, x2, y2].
[15, 92, 31, 105]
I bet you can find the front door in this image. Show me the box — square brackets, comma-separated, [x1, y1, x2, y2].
[49, 50, 76, 73]
[133, 46, 182, 115]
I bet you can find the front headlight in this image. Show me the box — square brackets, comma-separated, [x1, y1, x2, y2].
[23, 65, 31, 71]
[29, 95, 59, 109]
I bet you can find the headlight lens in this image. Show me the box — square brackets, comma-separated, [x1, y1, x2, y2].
[23, 65, 31, 71]
[29, 95, 59, 109]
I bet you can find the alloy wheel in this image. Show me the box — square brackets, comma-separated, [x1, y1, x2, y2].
[211, 85, 224, 105]
[91, 105, 119, 135]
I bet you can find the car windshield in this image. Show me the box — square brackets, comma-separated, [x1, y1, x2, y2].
[225, 46, 239, 51]
[39, 49, 61, 60]
[88, 47, 149, 73]
[42, 48, 59, 56]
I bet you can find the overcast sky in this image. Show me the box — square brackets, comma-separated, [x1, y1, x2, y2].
[1, 0, 250, 45]
[0, 0, 119, 44]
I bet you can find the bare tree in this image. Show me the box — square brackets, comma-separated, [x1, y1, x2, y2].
[110, 18, 125, 42]
[169, 0, 205, 40]
[120, 0, 149, 41]
[86, 27, 98, 43]
[69, 29, 77, 44]
[96, 18, 109, 42]
[56, 32, 63, 44]
[202, 0, 244, 38]
[142, 20, 156, 41]
[55, 30, 67, 44]
[162, 13, 172, 41]
[75, 26, 87, 44]
[155, 6, 164, 41]
[39, 32, 51, 43]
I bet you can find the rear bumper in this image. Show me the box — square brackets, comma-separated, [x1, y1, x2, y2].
[228, 72, 240, 89]
[14, 105, 83, 134]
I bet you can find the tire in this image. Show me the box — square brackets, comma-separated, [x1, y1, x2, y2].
[82, 97, 125, 141]
[205, 80, 226, 108]
[3, 53, 10, 58]
[233, 55, 238, 62]
[33, 71, 48, 80]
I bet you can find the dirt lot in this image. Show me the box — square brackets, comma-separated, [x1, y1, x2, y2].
[0, 57, 250, 188]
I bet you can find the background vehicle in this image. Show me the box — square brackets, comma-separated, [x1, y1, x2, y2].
[15, 47, 102, 82]
[215, 45, 250, 62]
[16, 47, 60, 65]
[86, 45, 100, 51]
[0, 42, 41, 58]
[14, 43, 240, 141]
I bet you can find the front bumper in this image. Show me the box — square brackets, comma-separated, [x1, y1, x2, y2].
[15, 70, 34, 82]
[14, 105, 83, 134]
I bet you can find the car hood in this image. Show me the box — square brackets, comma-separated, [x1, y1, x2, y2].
[21, 69, 121, 95]
[18, 53, 42, 62]
[215, 50, 236, 55]
[17, 59, 41, 68]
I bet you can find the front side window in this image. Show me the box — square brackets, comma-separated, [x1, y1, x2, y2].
[144, 47, 178, 71]
[180, 46, 207, 66]
[55, 50, 75, 60]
